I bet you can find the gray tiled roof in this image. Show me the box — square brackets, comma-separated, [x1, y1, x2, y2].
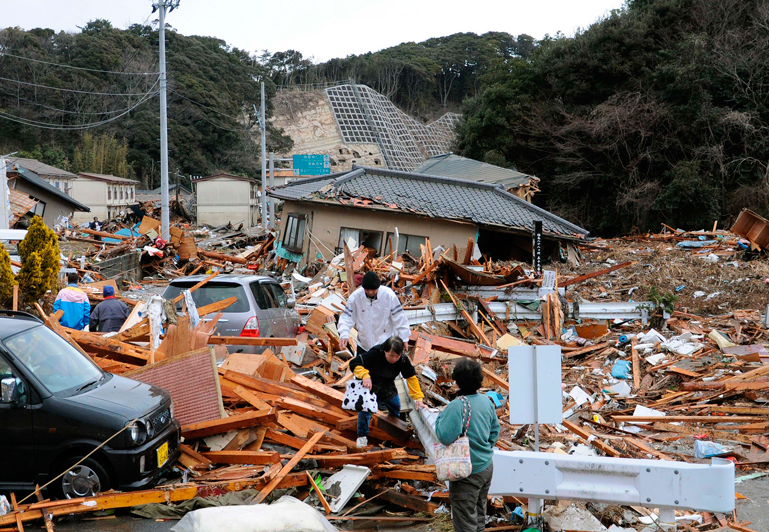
[414, 153, 539, 188]
[6, 162, 90, 212]
[269, 167, 587, 238]
[5, 157, 78, 179]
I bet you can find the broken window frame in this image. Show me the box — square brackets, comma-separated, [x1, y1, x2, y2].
[384, 232, 427, 257]
[337, 228, 383, 257]
[282, 213, 306, 253]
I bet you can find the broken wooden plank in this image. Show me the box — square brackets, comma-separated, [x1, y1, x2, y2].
[277, 397, 346, 425]
[560, 261, 637, 287]
[200, 451, 281, 465]
[208, 336, 298, 346]
[561, 419, 623, 457]
[181, 409, 276, 439]
[253, 430, 327, 504]
[612, 415, 760, 423]
[377, 489, 439, 515]
[481, 367, 509, 391]
[306, 471, 332, 515]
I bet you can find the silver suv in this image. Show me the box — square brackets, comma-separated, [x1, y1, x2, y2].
[163, 275, 301, 352]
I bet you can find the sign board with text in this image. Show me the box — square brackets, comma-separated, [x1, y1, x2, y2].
[292, 154, 331, 176]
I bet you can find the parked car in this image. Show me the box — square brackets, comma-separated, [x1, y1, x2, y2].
[0, 311, 180, 498]
[162, 274, 301, 352]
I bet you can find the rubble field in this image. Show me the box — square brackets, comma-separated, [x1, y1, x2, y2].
[3, 208, 769, 532]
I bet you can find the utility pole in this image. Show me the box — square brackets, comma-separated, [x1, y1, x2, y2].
[152, 0, 179, 240]
[268, 152, 275, 227]
[260, 82, 267, 228]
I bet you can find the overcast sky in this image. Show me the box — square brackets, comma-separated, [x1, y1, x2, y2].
[3, 0, 627, 62]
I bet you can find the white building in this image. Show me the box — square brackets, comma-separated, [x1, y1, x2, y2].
[194, 173, 260, 227]
[5, 157, 77, 197]
[73, 173, 140, 221]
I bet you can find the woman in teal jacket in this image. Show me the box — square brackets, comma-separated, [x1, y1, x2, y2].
[435, 359, 500, 532]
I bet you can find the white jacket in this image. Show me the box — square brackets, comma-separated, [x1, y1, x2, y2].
[337, 285, 410, 351]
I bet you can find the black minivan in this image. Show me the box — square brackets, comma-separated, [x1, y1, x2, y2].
[0, 312, 180, 497]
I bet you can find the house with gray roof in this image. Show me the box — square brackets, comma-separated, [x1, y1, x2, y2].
[414, 153, 540, 202]
[268, 165, 587, 265]
[4, 160, 90, 227]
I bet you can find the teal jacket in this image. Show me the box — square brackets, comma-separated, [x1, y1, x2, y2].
[435, 393, 500, 474]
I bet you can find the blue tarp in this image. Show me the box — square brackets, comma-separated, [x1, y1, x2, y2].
[103, 225, 141, 243]
[675, 240, 717, 248]
[274, 241, 303, 263]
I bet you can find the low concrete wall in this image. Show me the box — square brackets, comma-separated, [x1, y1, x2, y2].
[95, 250, 142, 284]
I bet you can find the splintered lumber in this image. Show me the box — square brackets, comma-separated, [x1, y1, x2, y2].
[377, 489, 439, 515]
[201, 451, 281, 465]
[290, 374, 345, 407]
[181, 409, 276, 439]
[82, 228, 132, 240]
[116, 318, 150, 342]
[408, 331, 495, 360]
[253, 430, 327, 504]
[223, 371, 340, 412]
[180, 444, 213, 468]
[562, 341, 611, 359]
[561, 420, 623, 457]
[232, 385, 271, 410]
[482, 367, 509, 391]
[612, 415, 759, 423]
[198, 249, 248, 264]
[0, 486, 199, 527]
[172, 271, 219, 304]
[308, 448, 412, 467]
[337, 413, 412, 444]
[440, 280, 491, 345]
[196, 297, 237, 317]
[207, 336, 298, 346]
[343, 241, 356, 295]
[277, 397, 346, 424]
[631, 338, 641, 389]
[306, 471, 332, 515]
[264, 428, 345, 453]
[67, 329, 149, 364]
[560, 261, 636, 287]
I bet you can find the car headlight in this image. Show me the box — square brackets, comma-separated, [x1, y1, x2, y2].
[146, 419, 155, 439]
[127, 420, 147, 445]
[169, 402, 175, 420]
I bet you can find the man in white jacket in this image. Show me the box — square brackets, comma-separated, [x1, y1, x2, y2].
[338, 271, 411, 354]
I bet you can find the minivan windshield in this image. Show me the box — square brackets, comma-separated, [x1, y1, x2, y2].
[163, 282, 250, 312]
[3, 325, 104, 395]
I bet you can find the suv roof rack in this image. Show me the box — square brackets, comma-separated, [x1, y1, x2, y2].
[0, 310, 44, 324]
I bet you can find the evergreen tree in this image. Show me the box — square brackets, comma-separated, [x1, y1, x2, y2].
[18, 216, 60, 295]
[0, 243, 16, 305]
[18, 252, 45, 302]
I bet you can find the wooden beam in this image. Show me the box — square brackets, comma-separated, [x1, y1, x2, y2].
[0, 486, 199, 527]
[181, 409, 276, 439]
[201, 451, 281, 465]
[232, 385, 271, 410]
[253, 430, 327, 504]
[560, 261, 637, 287]
[277, 397, 346, 425]
[561, 419, 623, 457]
[612, 415, 760, 423]
[631, 338, 641, 390]
[172, 271, 220, 304]
[306, 471, 332, 515]
[208, 336, 298, 346]
[377, 489, 438, 515]
[290, 374, 345, 407]
[308, 448, 412, 467]
[481, 367, 509, 391]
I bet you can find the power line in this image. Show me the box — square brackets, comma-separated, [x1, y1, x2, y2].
[171, 91, 244, 122]
[0, 75, 160, 96]
[0, 80, 159, 130]
[0, 51, 159, 75]
[0, 89, 156, 116]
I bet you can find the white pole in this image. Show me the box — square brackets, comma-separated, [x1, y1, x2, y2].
[158, 0, 170, 240]
[0, 157, 9, 230]
[269, 151, 275, 228]
[260, 82, 267, 228]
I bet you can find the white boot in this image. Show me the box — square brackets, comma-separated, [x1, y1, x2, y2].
[356, 436, 368, 448]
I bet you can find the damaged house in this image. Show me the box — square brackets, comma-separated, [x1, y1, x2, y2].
[5, 159, 90, 227]
[268, 165, 587, 265]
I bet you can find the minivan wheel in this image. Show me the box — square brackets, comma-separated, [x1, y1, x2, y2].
[56, 457, 111, 499]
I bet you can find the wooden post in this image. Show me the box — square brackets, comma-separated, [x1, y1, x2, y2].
[343, 242, 355, 296]
[631, 338, 641, 390]
[12, 285, 18, 311]
[306, 471, 332, 514]
[253, 430, 326, 504]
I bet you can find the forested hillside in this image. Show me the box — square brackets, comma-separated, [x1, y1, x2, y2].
[0, 20, 291, 187]
[456, 0, 769, 234]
